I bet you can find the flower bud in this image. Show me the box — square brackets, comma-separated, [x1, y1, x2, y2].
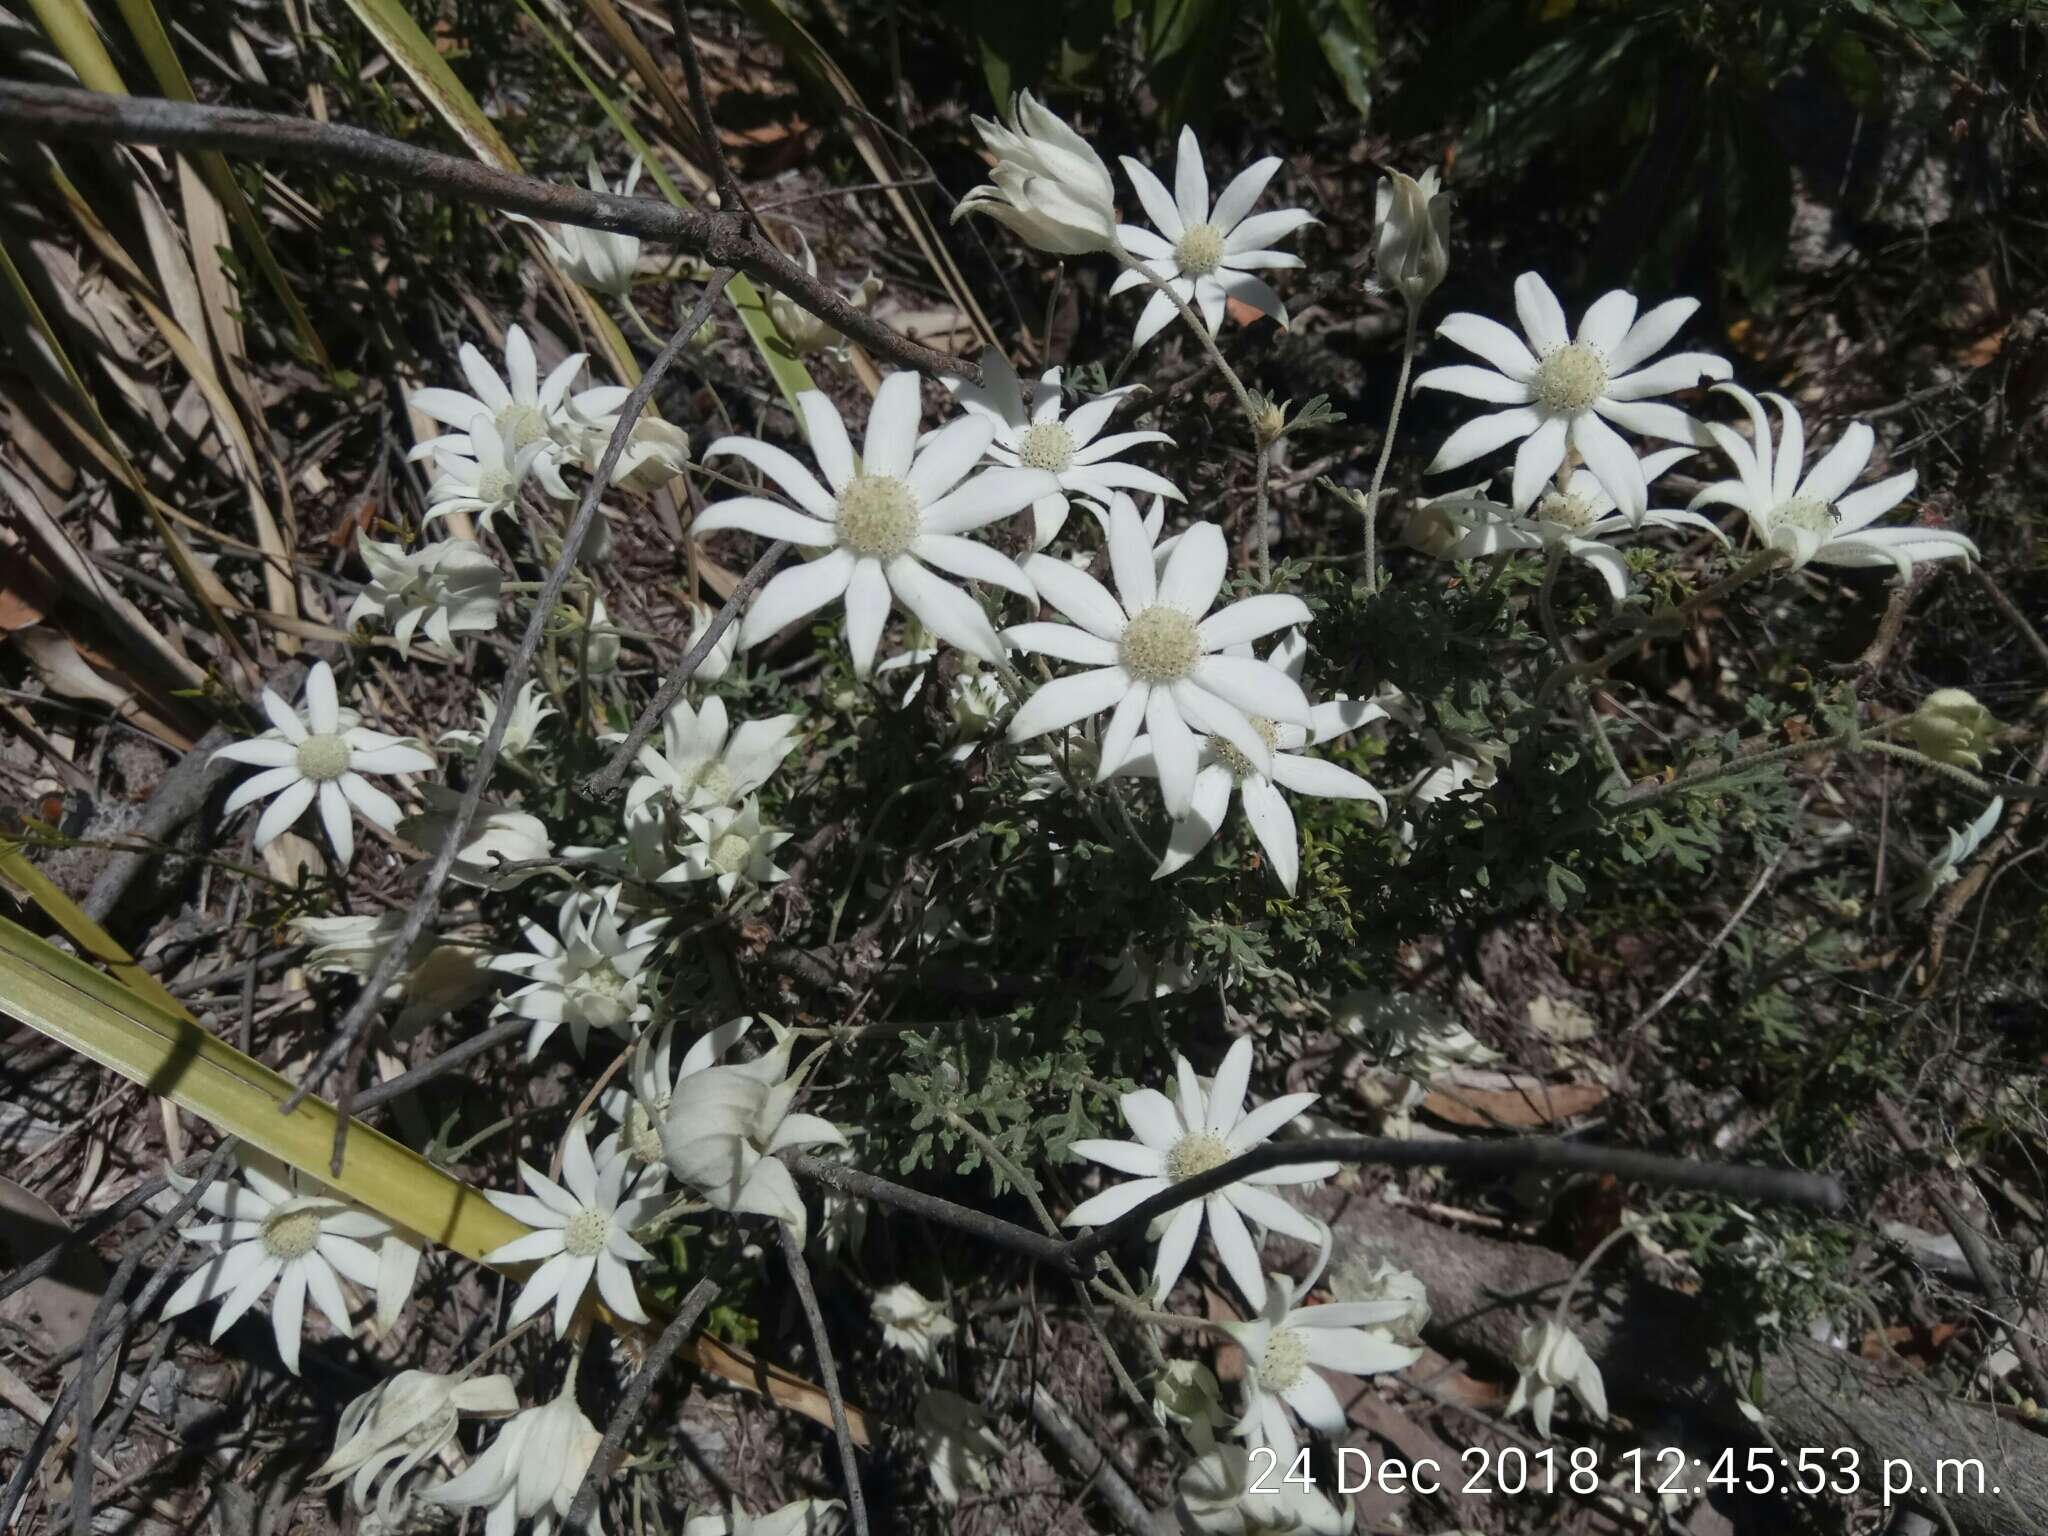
[1374, 167, 1450, 310]
[313, 1369, 518, 1519]
[1909, 688, 1999, 770]
[954, 92, 1121, 256]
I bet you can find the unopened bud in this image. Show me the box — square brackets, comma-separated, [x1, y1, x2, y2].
[1375, 167, 1450, 310]
[1909, 688, 1999, 769]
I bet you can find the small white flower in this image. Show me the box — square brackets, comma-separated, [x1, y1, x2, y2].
[625, 696, 800, 819]
[1689, 384, 1976, 577]
[1005, 500, 1313, 817]
[420, 1386, 603, 1536]
[1905, 796, 2003, 911]
[684, 599, 740, 683]
[1116, 631, 1386, 894]
[681, 1500, 845, 1536]
[1222, 1250, 1423, 1461]
[559, 389, 692, 493]
[400, 785, 554, 889]
[871, 1282, 957, 1368]
[410, 326, 586, 498]
[160, 1152, 420, 1376]
[491, 887, 666, 1059]
[662, 1025, 846, 1243]
[1102, 945, 1201, 1007]
[949, 347, 1181, 548]
[599, 1017, 756, 1167]
[1153, 1359, 1228, 1432]
[1327, 1253, 1430, 1344]
[695, 373, 1050, 676]
[663, 798, 791, 898]
[1114, 127, 1314, 350]
[1504, 1319, 1608, 1439]
[422, 419, 546, 532]
[347, 535, 503, 656]
[511, 158, 645, 297]
[767, 232, 882, 361]
[213, 661, 434, 868]
[1414, 273, 1731, 520]
[1375, 166, 1450, 310]
[313, 1369, 518, 1521]
[484, 1123, 659, 1338]
[954, 91, 1121, 256]
[1065, 1037, 1336, 1307]
[1174, 1440, 1348, 1535]
[294, 912, 406, 977]
[912, 1389, 1006, 1504]
[1332, 989, 1499, 1082]
[291, 912, 488, 1032]
[441, 680, 558, 761]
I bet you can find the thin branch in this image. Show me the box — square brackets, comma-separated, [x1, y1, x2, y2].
[1028, 1384, 1164, 1536]
[781, 1153, 1074, 1269]
[565, 1278, 719, 1535]
[671, 4, 757, 236]
[0, 83, 974, 384]
[290, 275, 735, 1159]
[777, 1223, 869, 1536]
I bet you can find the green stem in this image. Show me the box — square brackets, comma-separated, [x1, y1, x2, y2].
[1536, 545, 1626, 788]
[1855, 738, 2005, 798]
[1111, 251, 1262, 441]
[1252, 439, 1273, 587]
[1359, 305, 1419, 595]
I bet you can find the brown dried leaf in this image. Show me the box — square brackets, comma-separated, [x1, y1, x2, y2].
[1422, 1078, 1608, 1129]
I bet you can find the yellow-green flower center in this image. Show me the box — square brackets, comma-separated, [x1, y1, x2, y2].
[624, 1100, 666, 1163]
[473, 465, 514, 507]
[836, 474, 920, 559]
[1537, 490, 1601, 533]
[1166, 1131, 1233, 1181]
[689, 760, 738, 804]
[497, 402, 551, 453]
[295, 734, 351, 782]
[563, 1208, 609, 1257]
[1259, 1326, 1309, 1392]
[1018, 421, 1077, 473]
[1532, 343, 1609, 416]
[262, 1207, 322, 1261]
[1119, 606, 1201, 685]
[1774, 495, 1836, 536]
[1213, 717, 1282, 782]
[709, 832, 754, 875]
[581, 959, 631, 1001]
[1174, 223, 1226, 278]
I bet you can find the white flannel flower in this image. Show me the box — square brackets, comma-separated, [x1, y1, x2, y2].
[558, 388, 692, 493]
[1117, 631, 1385, 895]
[695, 373, 1049, 675]
[1375, 166, 1449, 310]
[1175, 1441, 1348, 1536]
[871, 1282, 957, 1368]
[663, 798, 791, 897]
[1005, 501, 1312, 817]
[1426, 448, 1727, 602]
[410, 326, 585, 498]
[511, 158, 644, 297]
[599, 1017, 756, 1167]
[662, 1025, 846, 1243]
[949, 347, 1181, 548]
[294, 912, 405, 976]
[1328, 1253, 1430, 1344]
[214, 661, 434, 868]
[313, 1369, 519, 1521]
[1153, 1360, 1228, 1433]
[422, 416, 546, 532]
[347, 535, 502, 657]
[400, 785, 554, 889]
[161, 1153, 420, 1376]
[767, 232, 882, 361]
[912, 1389, 1006, 1504]
[1103, 945, 1201, 1007]
[1505, 1319, 1608, 1439]
[484, 1124, 658, 1338]
[1414, 273, 1731, 520]
[1065, 1037, 1336, 1307]
[681, 1500, 844, 1536]
[1689, 384, 1976, 577]
[683, 599, 740, 683]
[292, 912, 489, 1033]
[492, 888, 666, 1059]
[625, 696, 800, 819]
[420, 1386, 602, 1536]
[1222, 1252, 1424, 1461]
[1114, 127, 1314, 349]
[954, 91, 1120, 256]
[442, 680, 558, 761]
[1905, 796, 2003, 911]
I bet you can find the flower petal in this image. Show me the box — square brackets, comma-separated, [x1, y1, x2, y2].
[1023, 554, 1128, 639]
[1240, 775, 1301, 894]
[692, 498, 836, 546]
[704, 438, 838, 520]
[798, 391, 856, 493]
[887, 557, 1004, 666]
[1007, 667, 1128, 741]
[1197, 593, 1312, 651]
[844, 559, 893, 677]
[1513, 272, 1569, 354]
[907, 416, 996, 506]
[1156, 521, 1226, 615]
[863, 371, 923, 478]
[738, 548, 856, 647]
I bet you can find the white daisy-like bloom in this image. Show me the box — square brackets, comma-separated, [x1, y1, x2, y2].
[1175, 1440, 1348, 1536]
[291, 912, 488, 1033]
[1688, 384, 1976, 577]
[422, 418, 546, 533]
[954, 91, 1121, 256]
[1504, 1319, 1608, 1439]
[948, 347, 1181, 548]
[441, 680, 558, 761]
[511, 158, 644, 298]
[661, 1024, 846, 1244]
[871, 1282, 957, 1368]
[1222, 1248, 1425, 1462]
[293, 912, 406, 976]
[399, 785, 554, 890]
[1327, 1252, 1431, 1344]
[1413, 273, 1732, 520]
[160, 1153, 420, 1375]
[410, 326, 586, 499]
[693, 373, 1052, 675]
[419, 1386, 603, 1536]
[557, 389, 693, 494]
[483, 1123, 659, 1338]
[662, 798, 791, 898]
[1004, 501, 1313, 817]
[912, 1389, 1006, 1504]
[599, 1016, 756, 1167]
[1113, 127, 1314, 349]
[491, 887, 666, 1060]
[346, 535, 503, 657]
[681, 1500, 845, 1536]
[1064, 1037, 1337, 1307]
[313, 1369, 519, 1522]
[213, 661, 434, 868]
[624, 696, 800, 820]
[1426, 447, 1728, 602]
[683, 598, 740, 683]
[1115, 631, 1385, 894]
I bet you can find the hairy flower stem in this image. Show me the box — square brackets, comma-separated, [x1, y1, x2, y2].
[1550, 1220, 1637, 1329]
[1620, 719, 1906, 810]
[1854, 737, 2009, 797]
[1536, 546, 1627, 789]
[1359, 304, 1420, 594]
